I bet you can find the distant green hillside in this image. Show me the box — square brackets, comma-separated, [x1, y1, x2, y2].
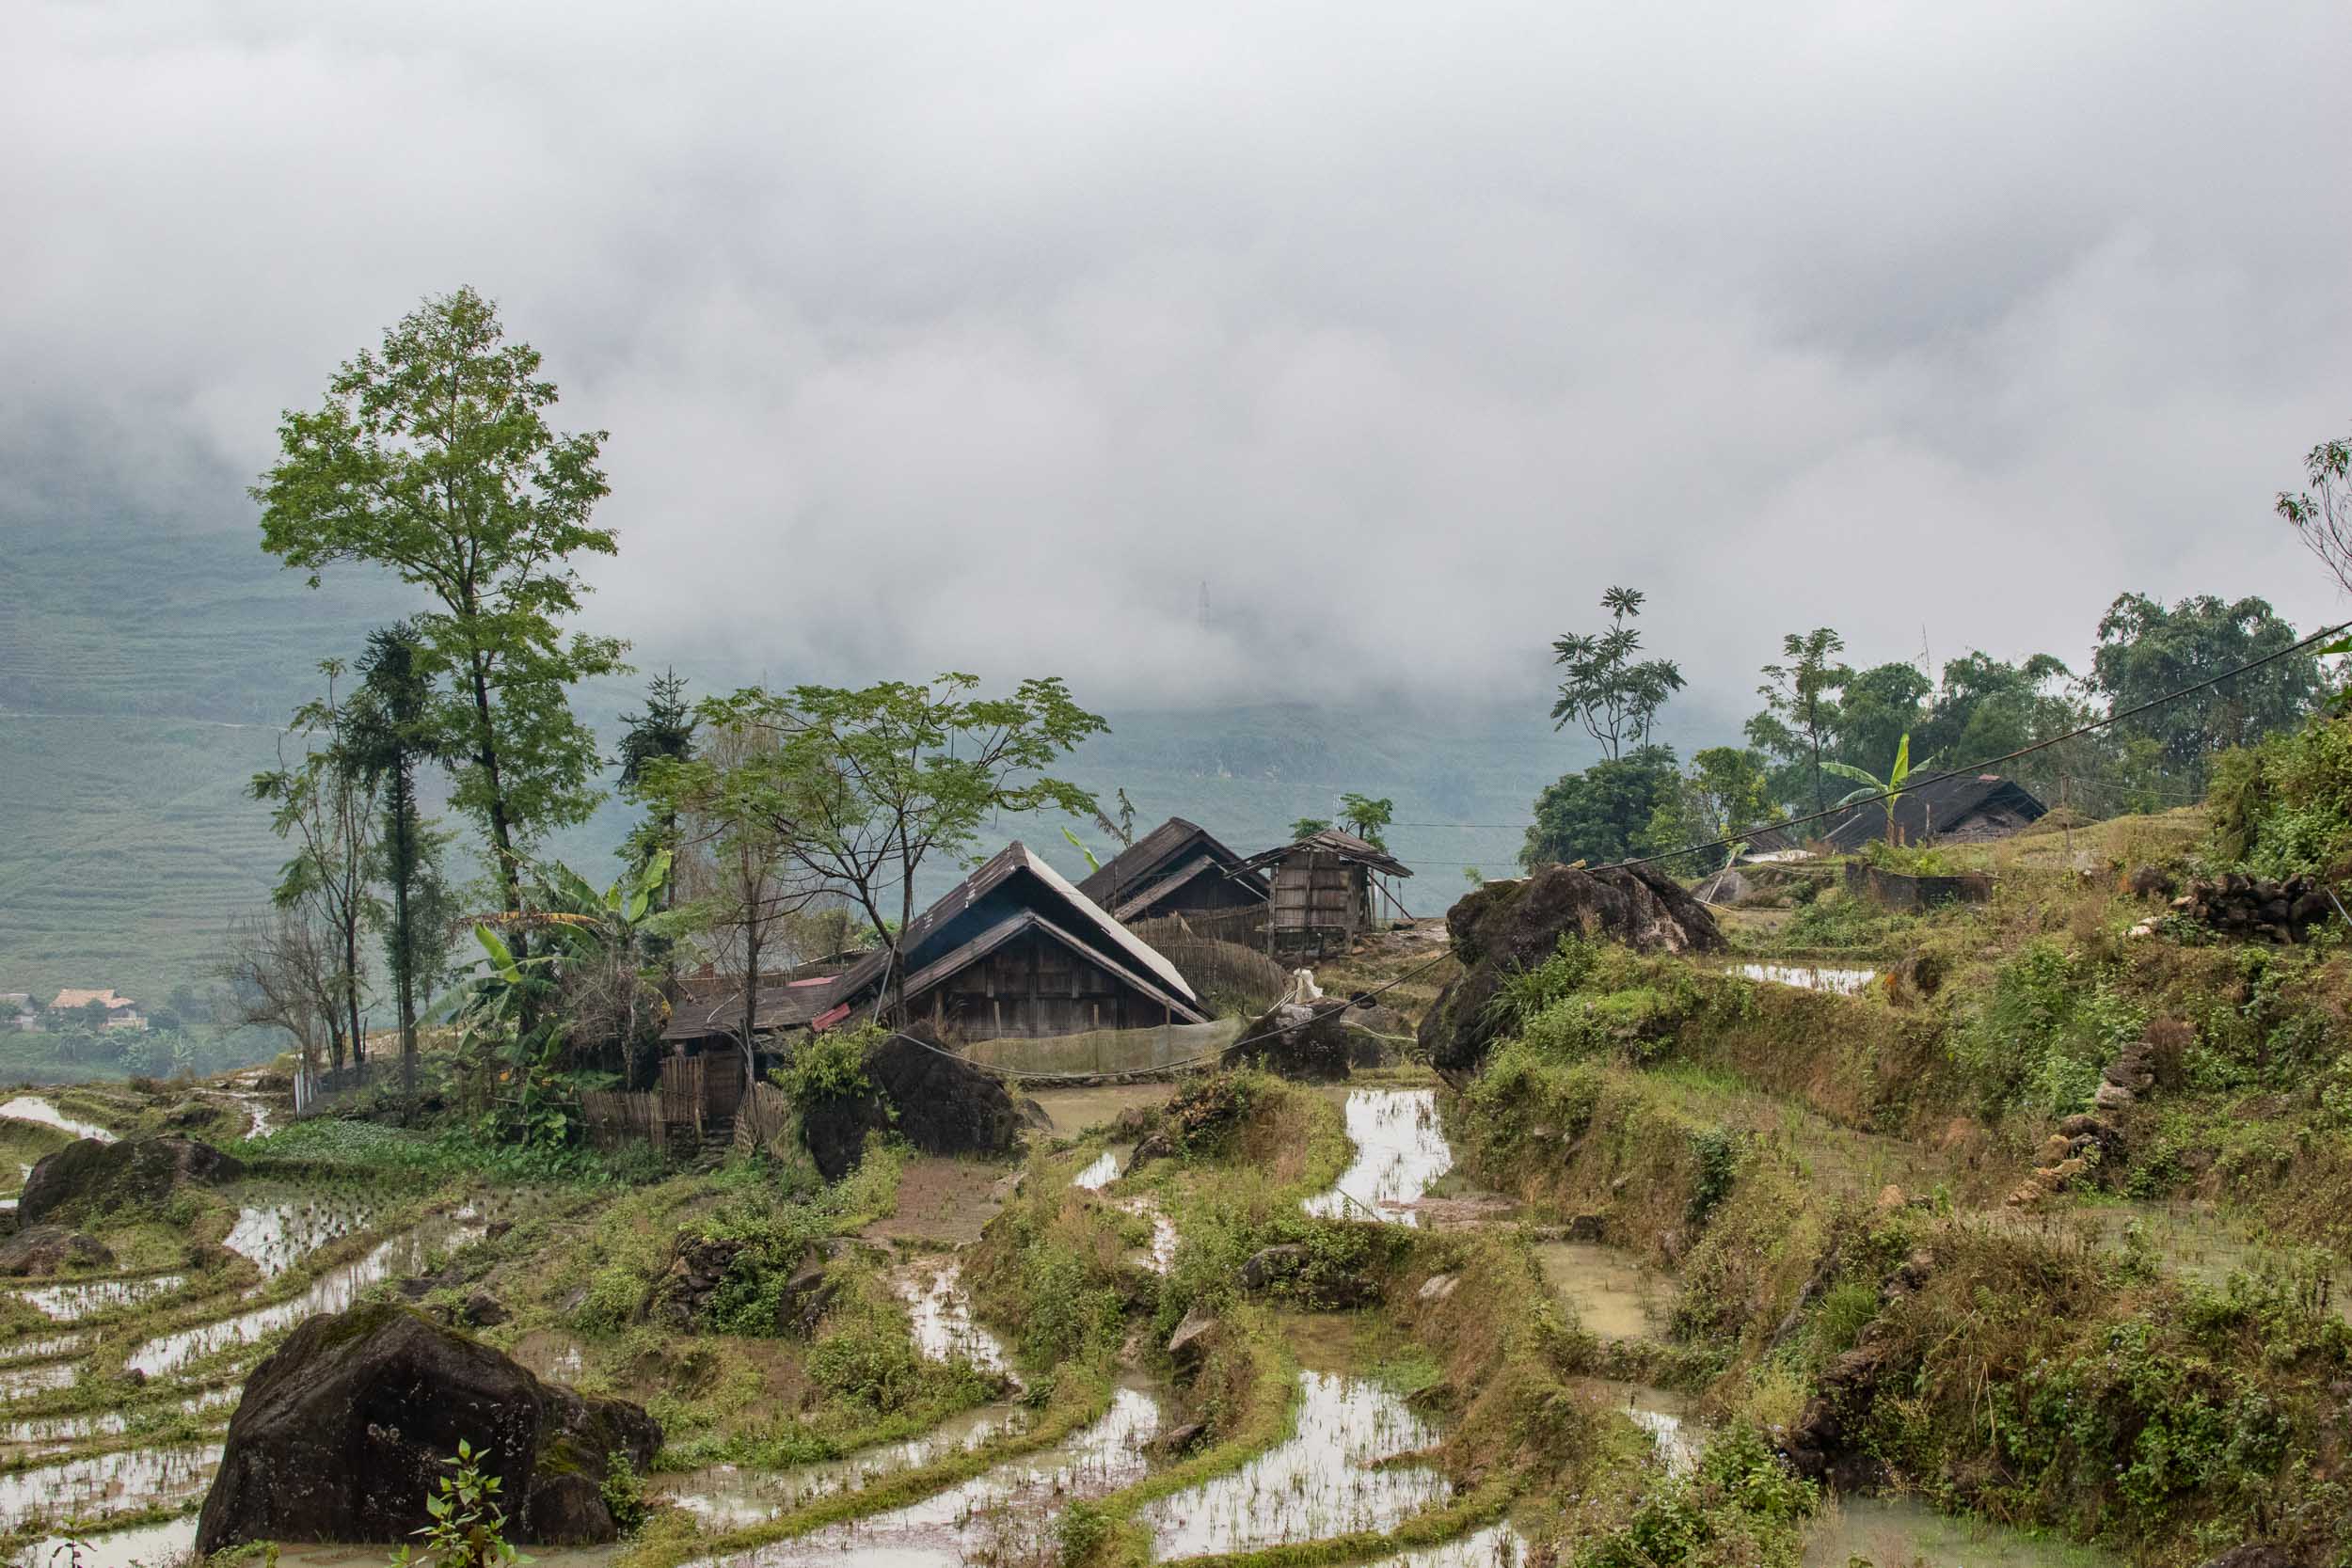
[0, 512, 1710, 1022]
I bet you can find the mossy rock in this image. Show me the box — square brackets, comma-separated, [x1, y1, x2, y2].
[196, 1301, 660, 1553]
[19, 1135, 242, 1225]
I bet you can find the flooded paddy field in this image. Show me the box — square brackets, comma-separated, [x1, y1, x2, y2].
[1305, 1087, 1454, 1225]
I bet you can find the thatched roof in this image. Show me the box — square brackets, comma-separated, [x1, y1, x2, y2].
[1236, 828, 1412, 879]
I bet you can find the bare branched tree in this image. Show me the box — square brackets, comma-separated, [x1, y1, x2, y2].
[219, 908, 342, 1073]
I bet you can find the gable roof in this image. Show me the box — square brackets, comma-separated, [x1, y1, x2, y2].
[893, 909, 1209, 1024]
[828, 842, 1199, 1010]
[1078, 817, 1268, 915]
[1741, 773, 2047, 856]
[1236, 827, 1413, 879]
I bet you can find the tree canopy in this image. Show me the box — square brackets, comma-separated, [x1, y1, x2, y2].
[254, 285, 627, 916]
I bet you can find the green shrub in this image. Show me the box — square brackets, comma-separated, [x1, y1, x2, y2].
[778, 1025, 878, 1104]
[1951, 940, 2143, 1117]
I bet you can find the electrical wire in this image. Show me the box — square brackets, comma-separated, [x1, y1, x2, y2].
[877, 943, 1461, 1085]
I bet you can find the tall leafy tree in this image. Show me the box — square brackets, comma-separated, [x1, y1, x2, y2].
[1337, 793, 1395, 850]
[1831, 662, 1932, 773]
[1550, 587, 1686, 760]
[1748, 628, 1849, 814]
[342, 621, 458, 1110]
[1642, 747, 1780, 874]
[250, 661, 379, 1072]
[254, 286, 627, 934]
[1521, 746, 1680, 870]
[2089, 594, 2320, 791]
[686, 674, 1107, 1020]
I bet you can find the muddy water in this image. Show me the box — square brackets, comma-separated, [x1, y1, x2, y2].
[1802, 1496, 2120, 1568]
[1025, 1085, 1171, 1138]
[1535, 1242, 1673, 1340]
[12, 1274, 188, 1322]
[0, 1096, 118, 1143]
[127, 1208, 485, 1379]
[1305, 1089, 1454, 1227]
[664, 1402, 1023, 1529]
[0, 1438, 221, 1527]
[1142, 1370, 1449, 1557]
[1734, 962, 1881, 995]
[714, 1377, 1162, 1568]
[224, 1192, 381, 1277]
[889, 1259, 1012, 1376]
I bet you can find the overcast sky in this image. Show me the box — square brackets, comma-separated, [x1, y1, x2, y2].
[9, 1, 2350, 711]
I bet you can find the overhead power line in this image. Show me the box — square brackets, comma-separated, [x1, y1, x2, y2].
[1604, 618, 2352, 875]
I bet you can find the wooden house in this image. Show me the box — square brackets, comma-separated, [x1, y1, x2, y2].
[1077, 816, 1269, 924]
[815, 843, 1209, 1040]
[1740, 773, 2047, 857]
[1235, 829, 1413, 955]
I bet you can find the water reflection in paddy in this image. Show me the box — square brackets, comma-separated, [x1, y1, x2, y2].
[0, 1097, 118, 1143]
[1304, 1089, 1454, 1227]
[1734, 963, 1881, 996]
[1142, 1370, 1449, 1557]
[1071, 1147, 1126, 1191]
[0, 1360, 78, 1401]
[0, 1439, 221, 1528]
[13, 1274, 187, 1322]
[889, 1260, 1011, 1377]
[225, 1192, 380, 1276]
[1361, 1523, 1527, 1568]
[664, 1402, 1022, 1529]
[4, 1386, 237, 1448]
[128, 1209, 484, 1379]
[716, 1378, 1161, 1568]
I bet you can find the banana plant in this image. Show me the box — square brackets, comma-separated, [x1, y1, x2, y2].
[1822, 735, 1934, 847]
[438, 851, 695, 1144]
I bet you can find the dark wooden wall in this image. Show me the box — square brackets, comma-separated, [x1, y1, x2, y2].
[914, 927, 1173, 1040]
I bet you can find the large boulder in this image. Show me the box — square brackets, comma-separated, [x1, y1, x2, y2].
[19, 1136, 243, 1225]
[800, 1025, 1030, 1181]
[1227, 998, 1357, 1081]
[0, 1225, 116, 1276]
[195, 1302, 660, 1553]
[1420, 864, 1723, 1079]
[639, 1234, 839, 1337]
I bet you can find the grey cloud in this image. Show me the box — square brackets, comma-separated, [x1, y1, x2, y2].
[8, 0, 2349, 708]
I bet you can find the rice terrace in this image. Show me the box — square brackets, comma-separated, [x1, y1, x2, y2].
[8, 8, 2352, 1568]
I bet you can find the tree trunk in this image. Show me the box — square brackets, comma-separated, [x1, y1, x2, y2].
[467, 651, 523, 940]
[392, 777, 418, 1119]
